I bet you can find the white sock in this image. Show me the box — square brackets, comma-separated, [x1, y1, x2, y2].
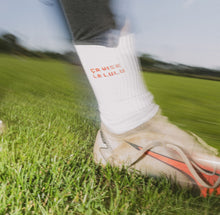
[75, 34, 159, 134]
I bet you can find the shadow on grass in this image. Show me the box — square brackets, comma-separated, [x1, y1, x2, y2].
[93, 163, 220, 213]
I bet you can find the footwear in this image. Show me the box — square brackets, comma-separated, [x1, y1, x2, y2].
[0, 120, 5, 134]
[93, 111, 220, 197]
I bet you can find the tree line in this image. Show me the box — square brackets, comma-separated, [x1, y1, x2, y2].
[0, 33, 219, 81]
[140, 54, 220, 81]
[0, 33, 80, 63]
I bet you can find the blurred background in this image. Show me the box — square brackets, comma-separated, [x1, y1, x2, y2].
[0, 0, 220, 72]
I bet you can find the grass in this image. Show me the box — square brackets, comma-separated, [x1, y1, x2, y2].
[143, 72, 220, 151]
[0, 54, 219, 214]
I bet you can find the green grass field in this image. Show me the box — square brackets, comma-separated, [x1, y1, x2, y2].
[0, 54, 219, 214]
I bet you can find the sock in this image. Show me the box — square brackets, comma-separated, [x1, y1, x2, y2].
[75, 34, 159, 134]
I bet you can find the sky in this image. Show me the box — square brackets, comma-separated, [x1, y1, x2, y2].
[0, 0, 220, 69]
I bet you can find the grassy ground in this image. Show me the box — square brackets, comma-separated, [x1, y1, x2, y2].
[143, 72, 220, 152]
[0, 54, 219, 214]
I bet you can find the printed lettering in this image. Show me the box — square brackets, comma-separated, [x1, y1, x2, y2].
[91, 63, 125, 79]
[108, 72, 114, 76]
[90, 68, 95, 73]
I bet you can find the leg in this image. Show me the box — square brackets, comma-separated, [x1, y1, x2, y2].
[60, 0, 122, 46]
[60, 0, 158, 134]
[60, 0, 220, 197]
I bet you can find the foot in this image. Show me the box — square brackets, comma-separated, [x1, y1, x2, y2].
[93, 111, 220, 197]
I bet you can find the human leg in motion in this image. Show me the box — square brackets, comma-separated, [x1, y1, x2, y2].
[60, 0, 158, 134]
[60, 0, 220, 196]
